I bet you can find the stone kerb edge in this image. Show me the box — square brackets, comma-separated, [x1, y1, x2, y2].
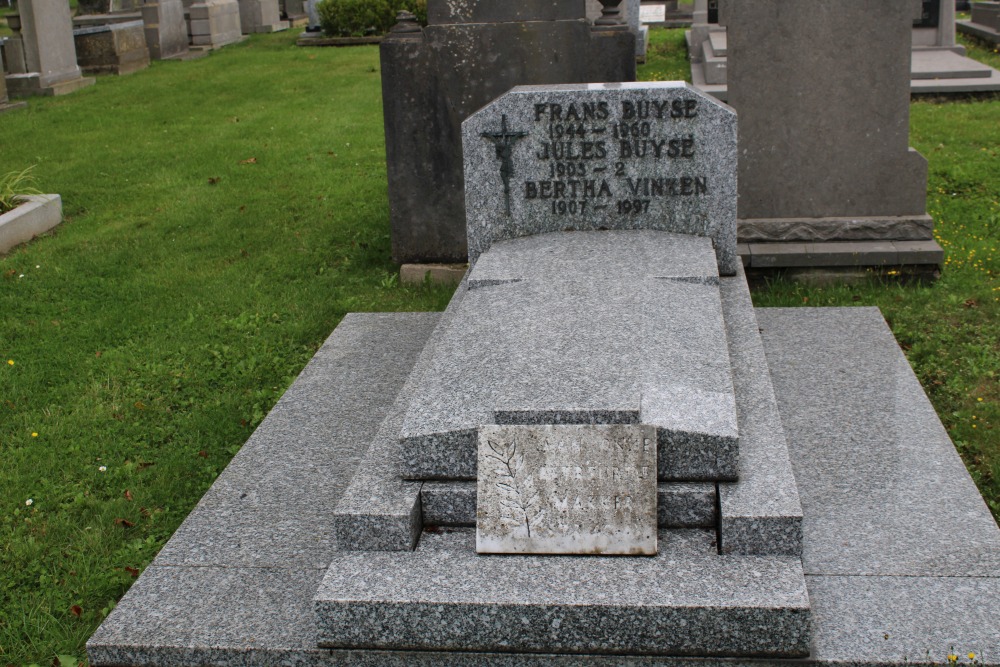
[0, 194, 63, 254]
[462, 82, 738, 276]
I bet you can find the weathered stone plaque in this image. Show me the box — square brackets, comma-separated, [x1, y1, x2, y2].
[476, 424, 657, 555]
[462, 82, 737, 275]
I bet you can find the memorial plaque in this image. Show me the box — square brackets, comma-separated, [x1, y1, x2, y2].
[639, 3, 666, 23]
[476, 424, 657, 555]
[462, 82, 737, 275]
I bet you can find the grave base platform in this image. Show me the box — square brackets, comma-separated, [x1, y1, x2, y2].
[958, 19, 1000, 47]
[5, 73, 96, 97]
[315, 528, 810, 657]
[88, 287, 1000, 666]
[0, 100, 28, 113]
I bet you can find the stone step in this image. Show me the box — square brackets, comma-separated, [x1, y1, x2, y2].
[314, 528, 811, 657]
[911, 49, 994, 80]
[421, 481, 716, 529]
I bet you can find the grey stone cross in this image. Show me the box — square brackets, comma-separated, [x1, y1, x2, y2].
[481, 114, 528, 216]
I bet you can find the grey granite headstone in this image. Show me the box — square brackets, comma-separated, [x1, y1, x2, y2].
[476, 424, 657, 555]
[462, 82, 738, 275]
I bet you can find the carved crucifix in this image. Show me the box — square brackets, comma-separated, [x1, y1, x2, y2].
[481, 114, 528, 216]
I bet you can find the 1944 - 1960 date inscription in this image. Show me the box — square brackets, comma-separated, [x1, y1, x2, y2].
[510, 98, 708, 217]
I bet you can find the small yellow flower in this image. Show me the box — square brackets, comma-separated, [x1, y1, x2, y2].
[968, 654, 976, 661]
[948, 655, 958, 664]
[31, 432, 38, 437]
[6, 360, 13, 366]
[978, 397, 984, 402]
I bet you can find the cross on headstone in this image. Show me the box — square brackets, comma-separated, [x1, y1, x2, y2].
[480, 114, 528, 216]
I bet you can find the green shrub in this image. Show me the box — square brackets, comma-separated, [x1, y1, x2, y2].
[317, 0, 426, 37]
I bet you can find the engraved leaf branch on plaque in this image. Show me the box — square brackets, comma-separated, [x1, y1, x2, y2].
[485, 437, 544, 538]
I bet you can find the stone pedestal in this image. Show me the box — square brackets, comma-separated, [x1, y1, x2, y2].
[235, 0, 287, 34]
[0, 47, 29, 113]
[73, 20, 150, 75]
[588, 0, 647, 59]
[142, 0, 190, 59]
[4, 0, 95, 97]
[188, 0, 243, 48]
[381, 0, 635, 264]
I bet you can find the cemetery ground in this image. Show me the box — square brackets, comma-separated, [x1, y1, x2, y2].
[0, 25, 997, 667]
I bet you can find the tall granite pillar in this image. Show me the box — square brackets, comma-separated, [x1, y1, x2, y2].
[721, 0, 934, 245]
[4, 0, 95, 97]
[381, 0, 635, 264]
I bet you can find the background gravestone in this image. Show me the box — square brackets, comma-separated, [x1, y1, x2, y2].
[187, 0, 243, 49]
[720, 0, 937, 258]
[587, 0, 648, 60]
[3, 0, 95, 97]
[235, 0, 287, 34]
[381, 0, 636, 265]
[73, 19, 150, 75]
[141, 0, 189, 60]
[958, 2, 1000, 46]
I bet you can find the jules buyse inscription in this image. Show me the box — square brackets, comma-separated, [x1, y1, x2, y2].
[483, 428, 654, 540]
[482, 97, 705, 218]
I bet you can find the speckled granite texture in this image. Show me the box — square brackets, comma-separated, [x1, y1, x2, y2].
[422, 480, 716, 529]
[315, 528, 811, 656]
[716, 267, 803, 556]
[400, 231, 738, 481]
[463, 83, 738, 275]
[87, 312, 439, 666]
[760, 306, 1000, 576]
[88, 298, 1000, 666]
[760, 306, 1000, 665]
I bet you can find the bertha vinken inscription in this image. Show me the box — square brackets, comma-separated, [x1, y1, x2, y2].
[476, 424, 658, 555]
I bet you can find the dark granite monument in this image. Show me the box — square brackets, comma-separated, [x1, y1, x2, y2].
[380, 0, 636, 266]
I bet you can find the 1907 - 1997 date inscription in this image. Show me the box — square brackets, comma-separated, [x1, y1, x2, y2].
[520, 98, 708, 217]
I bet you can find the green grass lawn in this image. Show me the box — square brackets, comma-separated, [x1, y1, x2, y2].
[0, 25, 997, 667]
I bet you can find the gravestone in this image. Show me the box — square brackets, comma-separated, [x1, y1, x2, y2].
[3, 0, 95, 97]
[691, 0, 1000, 99]
[462, 82, 738, 274]
[187, 0, 243, 49]
[0, 46, 28, 112]
[235, 0, 287, 34]
[381, 0, 636, 265]
[141, 0, 189, 60]
[716, 0, 943, 275]
[958, 2, 1000, 46]
[85, 79, 1000, 666]
[587, 0, 648, 60]
[73, 20, 150, 75]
